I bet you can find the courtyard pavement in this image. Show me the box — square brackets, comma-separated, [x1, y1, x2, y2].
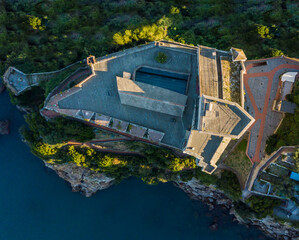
[244, 57, 299, 163]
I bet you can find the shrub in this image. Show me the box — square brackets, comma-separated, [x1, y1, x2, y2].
[155, 52, 167, 64]
[216, 170, 242, 200]
[246, 195, 282, 219]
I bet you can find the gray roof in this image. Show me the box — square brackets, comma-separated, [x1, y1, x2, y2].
[117, 77, 187, 117]
[198, 46, 219, 97]
[280, 100, 297, 114]
[199, 96, 255, 138]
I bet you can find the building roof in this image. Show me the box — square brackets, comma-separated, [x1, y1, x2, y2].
[280, 100, 297, 114]
[184, 131, 212, 159]
[201, 100, 241, 136]
[199, 96, 255, 138]
[116, 76, 187, 117]
[290, 172, 299, 181]
[198, 46, 219, 97]
[281, 72, 298, 83]
[231, 48, 247, 61]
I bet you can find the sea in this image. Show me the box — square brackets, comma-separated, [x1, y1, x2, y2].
[0, 91, 271, 240]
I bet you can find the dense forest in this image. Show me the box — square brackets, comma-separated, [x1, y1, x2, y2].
[0, 0, 298, 75]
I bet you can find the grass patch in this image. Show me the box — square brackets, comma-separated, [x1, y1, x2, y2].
[223, 138, 252, 187]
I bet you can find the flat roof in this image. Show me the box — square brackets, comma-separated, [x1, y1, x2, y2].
[198, 46, 218, 97]
[201, 99, 241, 136]
[199, 95, 255, 138]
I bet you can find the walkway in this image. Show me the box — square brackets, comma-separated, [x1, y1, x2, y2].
[245, 146, 296, 192]
[243, 56, 299, 163]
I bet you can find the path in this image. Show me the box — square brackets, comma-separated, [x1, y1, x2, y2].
[244, 146, 296, 194]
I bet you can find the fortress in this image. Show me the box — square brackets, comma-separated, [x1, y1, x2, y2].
[5, 40, 255, 174]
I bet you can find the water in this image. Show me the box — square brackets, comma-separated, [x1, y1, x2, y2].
[0, 91, 271, 240]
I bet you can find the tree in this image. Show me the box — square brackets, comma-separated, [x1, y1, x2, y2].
[257, 25, 272, 39]
[28, 16, 45, 31]
[247, 195, 281, 219]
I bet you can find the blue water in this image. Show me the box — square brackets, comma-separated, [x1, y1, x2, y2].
[0, 91, 271, 240]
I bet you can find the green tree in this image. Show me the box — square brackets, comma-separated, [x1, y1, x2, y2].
[28, 16, 45, 30]
[257, 25, 272, 39]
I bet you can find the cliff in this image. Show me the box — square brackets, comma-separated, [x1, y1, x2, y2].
[175, 178, 299, 240]
[44, 162, 115, 197]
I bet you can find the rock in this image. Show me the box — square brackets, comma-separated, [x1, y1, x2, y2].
[44, 162, 115, 197]
[0, 120, 10, 135]
[209, 222, 218, 231]
[174, 178, 299, 239]
[0, 81, 6, 93]
[16, 105, 32, 113]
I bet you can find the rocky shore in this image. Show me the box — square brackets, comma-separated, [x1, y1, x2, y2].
[0, 80, 6, 93]
[0, 120, 10, 135]
[175, 178, 299, 240]
[44, 162, 115, 197]
[42, 161, 299, 239]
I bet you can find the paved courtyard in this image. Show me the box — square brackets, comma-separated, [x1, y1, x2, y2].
[244, 57, 299, 162]
[59, 44, 198, 149]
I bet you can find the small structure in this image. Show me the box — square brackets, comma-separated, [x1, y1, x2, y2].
[86, 56, 96, 65]
[3, 67, 30, 95]
[230, 48, 247, 62]
[272, 72, 298, 114]
[290, 172, 299, 182]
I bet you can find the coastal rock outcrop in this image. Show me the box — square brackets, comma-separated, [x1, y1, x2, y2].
[16, 105, 32, 114]
[44, 162, 115, 197]
[175, 178, 299, 240]
[0, 120, 10, 135]
[0, 80, 6, 93]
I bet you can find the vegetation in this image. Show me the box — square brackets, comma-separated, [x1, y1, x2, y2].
[266, 80, 299, 154]
[223, 138, 252, 187]
[295, 148, 299, 172]
[39, 62, 83, 96]
[1, 0, 298, 77]
[246, 195, 282, 219]
[216, 170, 242, 200]
[21, 112, 95, 144]
[234, 195, 282, 220]
[155, 52, 167, 64]
[9, 86, 45, 109]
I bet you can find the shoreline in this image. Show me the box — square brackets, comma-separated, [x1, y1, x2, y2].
[42, 160, 298, 239]
[175, 179, 299, 240]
